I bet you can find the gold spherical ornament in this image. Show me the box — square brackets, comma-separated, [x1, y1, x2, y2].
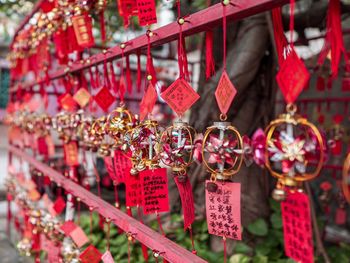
[265, 104, 325, 198]
[202, 121, 244, 180]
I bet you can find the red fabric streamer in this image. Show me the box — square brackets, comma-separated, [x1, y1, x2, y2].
[137, 50, 142, 92]
[317, 0, 348, 80]
[205, 30, 215, 79]
[103, 60, 111, 89]
[100, 11, 106, 44]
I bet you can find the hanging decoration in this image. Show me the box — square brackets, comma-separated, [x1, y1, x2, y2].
[201, 2, 243, 262]
[268, 1, 325, 201]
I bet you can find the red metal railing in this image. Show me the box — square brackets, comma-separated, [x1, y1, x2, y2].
[8, 144, 207, 263]
[10, 0, 290, 93]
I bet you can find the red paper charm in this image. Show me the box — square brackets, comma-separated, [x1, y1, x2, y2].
[276, 52, 310, 104]
[72, 13, 95, 48]
[206, 180, 241, 240]
[95, 86, 115, 112]
[52, 196, 66, 215]
[215, 71, 237, 115]
[140, 168, 170, 214]
[59, 93, 78, 112]
[79, 245, 103, 263]
[161, 78, 200, 117]
[102, 250, 115, 263]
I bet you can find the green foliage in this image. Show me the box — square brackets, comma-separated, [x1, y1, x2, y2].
[247, 219, 268, 237]
[78, 199, 350, 263]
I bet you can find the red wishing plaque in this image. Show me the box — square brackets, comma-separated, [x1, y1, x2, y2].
[215, 71, 237, 115]
[72, 13, 95, 48]
[79, 245, 102, 263]
[174, 176, 195, 230]
[205, 180, 241, 240]
[113, 150, 131, 183]
[70, 226, 89, 248]
[276, 52, 310, 104]
[105, 151, 131, 183]
[161, 78, 200, 117]
[94, 86, 115, 112]
[125, 172, 142, 207]
[140, 168, 169, 214]
[102, 250, 115, 263]
[140, 83, 157, 121]
[41, 235, 61, 263]
[60, 221, 78, 236]
[59, 93, 78, 112]
[137, 0, 157, 26]
[37, 136, 48, 156]
[64, 141, 79, 166]
[52, 196, 66, 215]
[281, 192, 313, 263]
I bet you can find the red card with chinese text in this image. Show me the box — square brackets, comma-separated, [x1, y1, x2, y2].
[174, 176, 195, 230]
[53, 196, 66, 215]
[72, 13, 95, 48]
[161, 78, 200, 117]
[125, 172, 142, 207]
[140, 168, 169, 214]
[137, 0, 157, 26]
[64, 141, 79, 166]
[276, 52, 310, 104]
[215, 71, 237, 115]
[205, 180, 241, 240]
[70, 226, 89, 248]
[113, 150, 131, 183]
[281, 192, 313, 263]
[79, 245, 102, 263]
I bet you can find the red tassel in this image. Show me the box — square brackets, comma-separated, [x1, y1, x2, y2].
[317, 0, 346, 80]
[100, 11, 106, 44]
[89, 67, 96, 89]
[137, 50, 142, 93]
[205, 30, 215, 79]
[109, 62, 118, 95]
[95, 66, 100, 88]
[316, 76, 325, 91]
[126, 55, 132, 94]
[103, 60, 111, 89]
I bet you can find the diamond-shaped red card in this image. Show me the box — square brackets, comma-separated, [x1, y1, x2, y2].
[276, 51, 310, 104]
[52, 196, 66, 215]
[140, 83, 157, 121]
[79, 245, 102, 263]
[161, 78, 199, 116]
[69, 226, 89, 248]
[215, 71, 237, 115]
[94, 86, 115, 112]
[60, 221, 78, 236]
[73, 87, 91, 108]
[59, 93, 78, 112]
